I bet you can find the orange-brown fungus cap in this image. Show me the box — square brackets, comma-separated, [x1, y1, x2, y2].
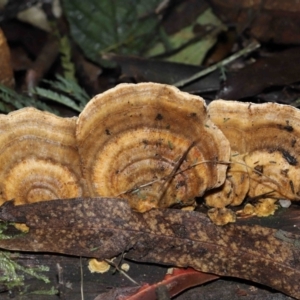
[0, 108, 84, 205]
[77, 83, 230, 212]
[208, 100, 300, 204]
[207, 207, 236, 226]
[205, 154, 249, 208]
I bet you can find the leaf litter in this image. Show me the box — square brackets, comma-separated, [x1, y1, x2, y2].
[0, 197, 299, 298]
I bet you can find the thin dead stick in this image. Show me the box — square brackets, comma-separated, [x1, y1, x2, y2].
[180, 159, 300, 200]
[247, 190, 276, 201]
[80, 257, 84, 300]
[56, 263, 66, 300]
[174, 41, 260, 88]
[110, 251, 126, 275]
[116, 158, 300, 201]
[115, 142, 196, 197]
[157, 141, 195, 204]
[116, 180, 161, 196]
[104, 258, 140, 286]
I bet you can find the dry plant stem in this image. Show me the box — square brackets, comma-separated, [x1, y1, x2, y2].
[25, 34, 59, 91]
[174, 41, 260, 88]
[104, 259, 140, 286]
[181, 160, 297, 199]
[114, 160, 228, 198]
[111, 251, 125, 275]
[118, 159, 296, 201]
[247, 191, 275, 201]
[155, 0, 171, 14]
[56, 263, 66, 300]
[80, 257, 84, 300]
[157, 141, 195, 205]
[0, 28, 14, 88]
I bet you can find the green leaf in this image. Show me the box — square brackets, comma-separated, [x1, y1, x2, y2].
[62, 0, 161, 63]
[32, 87, 82, 112]
[59, 36, 76, 81]
[0, 76, 90, 115]
[43, 75, 90, 107]
[147, 9, 226, 65]
[0, 84, 58, 114]
[0, 250, 50, 289]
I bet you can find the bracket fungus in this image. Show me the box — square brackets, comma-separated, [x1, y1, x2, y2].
[0, 108, 84, 205]
[207, 100, 300, 217]
[2, 83, 298, 224]
[76, 83, 230, 212]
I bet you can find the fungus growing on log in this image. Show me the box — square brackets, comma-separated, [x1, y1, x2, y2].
[88, 259, 110, 273]
[0, 108, 84, 205]
[207, 100, 300, 215]
[1, 84, 297, 222]
[77, 83, 230, 212]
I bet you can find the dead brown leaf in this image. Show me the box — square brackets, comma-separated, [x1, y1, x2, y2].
[209, 0, 300, 44]
[0, 197, 299, 298]
[218, 48, 300, 99]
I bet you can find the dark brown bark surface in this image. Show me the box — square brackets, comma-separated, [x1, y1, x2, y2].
[0, 198, 299, 298]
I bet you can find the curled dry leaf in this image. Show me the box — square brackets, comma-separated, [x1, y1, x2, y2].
[207, 100, 300, 211]
[0, 108, 84, 205]
[94, 268, 218, 300]
[0, 198, 300, 298]
[76, 83, 230, 212]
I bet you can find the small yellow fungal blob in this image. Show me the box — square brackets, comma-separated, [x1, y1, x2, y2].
[181, 206, 195, 211]
[121, 263, 130, 272]
[254, 198, 278, 217]
[237, 200, 278, 218]
[14, 223, 29, 233]
[242, 203, 255, 216]
[207, 207, 236, 225]
[88, 259, 110, 274]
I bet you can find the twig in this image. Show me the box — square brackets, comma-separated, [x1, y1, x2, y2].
[25, 34, 59, 92]
[56, 263, 66, 300]
[116, 156, 300, 202]
[174, 41, 260, 88]
[110, 252, 125, 275]
[80, 257, 84, 300]
[158, 141, 195, 204]
[104, 258, 140, 286]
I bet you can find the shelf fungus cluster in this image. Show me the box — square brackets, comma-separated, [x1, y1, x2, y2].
[206, 100, 300, 224]
[0, 83, 230, 215]
[1, 83, 300, 225]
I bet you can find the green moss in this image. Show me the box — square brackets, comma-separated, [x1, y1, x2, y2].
[22, 286, 59, 296]
[0, 251, 51, 289]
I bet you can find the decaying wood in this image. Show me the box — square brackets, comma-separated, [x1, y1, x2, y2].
[0, 197, 299, 298]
